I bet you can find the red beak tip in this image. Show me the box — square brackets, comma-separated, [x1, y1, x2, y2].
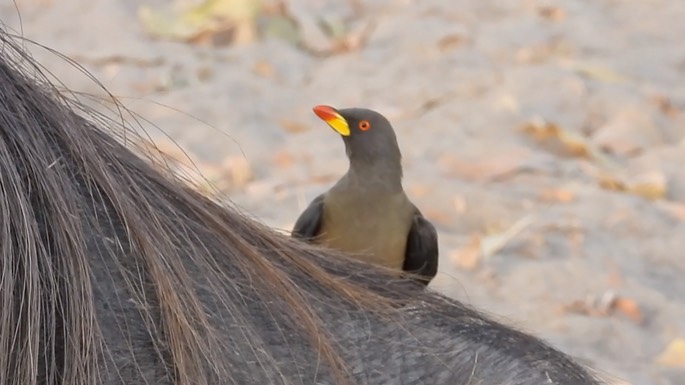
[312, 105, 336, 120]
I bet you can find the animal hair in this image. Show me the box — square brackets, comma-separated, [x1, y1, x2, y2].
[0, 29, 605, 385]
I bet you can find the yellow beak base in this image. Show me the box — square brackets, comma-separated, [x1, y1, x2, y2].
[312, 105, 350, 136]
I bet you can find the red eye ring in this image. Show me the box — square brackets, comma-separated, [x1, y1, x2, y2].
[359, 120, 371, 131]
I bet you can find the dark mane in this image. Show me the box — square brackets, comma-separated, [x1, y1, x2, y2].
[0, 30, 604, 385]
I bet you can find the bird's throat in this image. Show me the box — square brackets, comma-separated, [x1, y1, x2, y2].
[345, 157, 404, 193]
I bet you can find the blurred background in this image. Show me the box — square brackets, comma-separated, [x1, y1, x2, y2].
[2, 1, 685, 384]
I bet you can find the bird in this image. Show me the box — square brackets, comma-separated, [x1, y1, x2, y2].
[291, 105, 438, 286]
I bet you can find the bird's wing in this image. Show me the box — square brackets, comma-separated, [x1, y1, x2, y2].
[291, 194, 325, 241]
[403, 206, 439, 286]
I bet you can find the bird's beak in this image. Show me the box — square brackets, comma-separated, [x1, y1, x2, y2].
[312, 105, 350, 136]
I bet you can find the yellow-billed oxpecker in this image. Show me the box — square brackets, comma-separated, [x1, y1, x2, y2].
[291, 105, 439, 286]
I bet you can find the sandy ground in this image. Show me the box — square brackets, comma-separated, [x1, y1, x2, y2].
[2, 1, 685, 384]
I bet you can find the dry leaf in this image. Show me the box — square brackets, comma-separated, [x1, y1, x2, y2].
[437, 34, 465, 52]
[253, 60, 275, 77]
[597, 171, 667, 200]
[273, 150, 296, 169]
[650, 94, 680, 118]
[279, 119, 309, 134]
[561, 291, 644, 325]
[656, 338, 685, 367]
[538, 6, 566, 21]
[562, 293, 614, 317]
[628, 172, 668, 200]
[539, 188, 576, 203]
[614, 297, 644, 324]
[596, 171, 627, 192]
[521, 118, 615, 167]
[197, 66, 214, 82]
[450, 234, 483, 271]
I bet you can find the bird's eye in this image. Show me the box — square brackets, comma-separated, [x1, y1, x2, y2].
[359, 120, 371, 131]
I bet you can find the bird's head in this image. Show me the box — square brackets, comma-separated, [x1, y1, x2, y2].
[312, 105, 402, 166]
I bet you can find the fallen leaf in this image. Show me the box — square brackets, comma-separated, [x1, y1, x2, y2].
[196, 66, 215, 82]
[279, 119, 309, 134]
[437, 34, 465, 52]
[450, 234, 483, 271]
[539, 188, 576, 203]
[253, 60, 275, 77]
[614, 297, 644, 324]
[521, 117, 616, 167]
[650, 94, 680, 118]
[628, 172, 668, 200]
[538, 6, 566, 21]
[272, 150, 296, 169]
[656, 338, 685, 367]
[597, 170, 668, 200]
[561, 292, 614, 317]
[561, 291, 644, 325]
[597, 173, 623, 191]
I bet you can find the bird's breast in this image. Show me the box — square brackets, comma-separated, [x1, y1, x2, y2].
[318, 191, 414, 271]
